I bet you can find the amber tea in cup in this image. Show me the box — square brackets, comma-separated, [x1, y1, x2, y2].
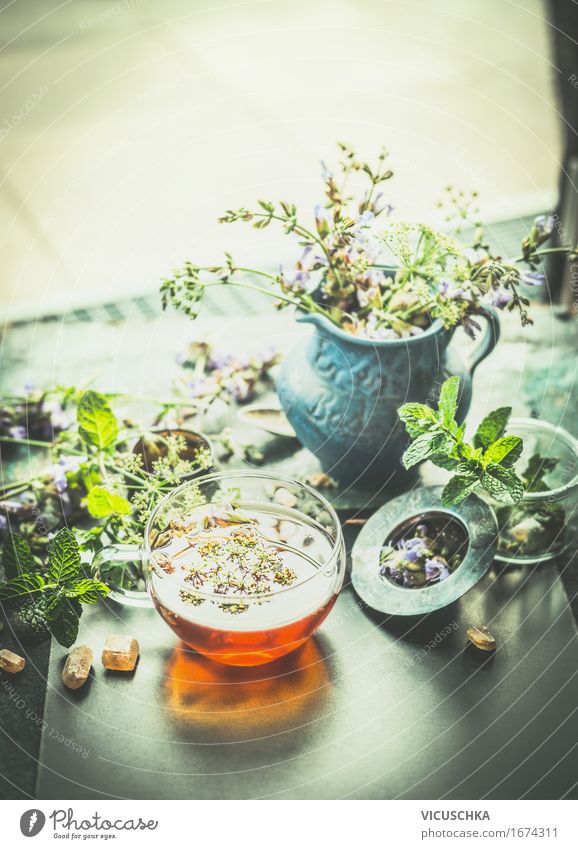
[145, 472, 346, 665]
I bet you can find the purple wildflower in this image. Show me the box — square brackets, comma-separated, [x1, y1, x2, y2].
[356, 286, 377, 309]
[439, 563, 451, 580]
[370, 193, 393, 217]
[314, 203, 329, 223]
[50, 467, 67, 493]
[489, 289, 513, 309]
[45, 400, 73, 433]
[356, 210, 375, 228]
[257, 346, 278, 366]
[371, 326, 399, 341]
[439, 279, 464, 300]
[49, 455, 85, 494]
[9, 425, 27, 439]
[314, 204, 331, 238]
[279, 264, 310, 291]
[520, 271, 545, 287]
[59, 455, 84, 472]
[207, 351, 233, 372]
[533, 214, 555, 242]
[381, 566, 403, 585]
[188, 377, 215, 399]
[362, 313, 399, 341]
[225, 374, 250, 402]
[424, 560, 441, 581]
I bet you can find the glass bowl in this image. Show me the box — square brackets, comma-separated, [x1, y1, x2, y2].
[145, 471, 346, 665]
[489, 418, 578, 565]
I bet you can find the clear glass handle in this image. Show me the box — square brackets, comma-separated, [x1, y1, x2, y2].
[91, 543, 152, 608]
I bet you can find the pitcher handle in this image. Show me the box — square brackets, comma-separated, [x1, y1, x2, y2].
[464, 307, 500, 375]
[92, 543, 151, 608]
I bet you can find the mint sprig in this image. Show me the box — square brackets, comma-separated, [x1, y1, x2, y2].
[86, 486, 132, 518]
[77, 390, 118, 449]
[2, 532, 37, 579]
[398, 376, 525, 507]
[0, 528, 110, 647]
[47, 529, 81, 584]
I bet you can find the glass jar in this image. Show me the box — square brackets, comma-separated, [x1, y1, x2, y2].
[490, 418, 578, 565]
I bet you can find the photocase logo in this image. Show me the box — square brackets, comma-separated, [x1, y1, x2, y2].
[20, 809, 46, 837]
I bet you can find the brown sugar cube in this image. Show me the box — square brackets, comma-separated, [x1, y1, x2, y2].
[466, 625, 497, 652]
[0, 648, 26, 674]
[62, 645, 93, 690]
[101, 635, 139, 671]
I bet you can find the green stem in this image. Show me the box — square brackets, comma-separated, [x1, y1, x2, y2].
[199, 279, 334, 323]
[108, 392, 192, 407]
[0, 436, 54, 449]
[102, 460, 155, 487]
[0, 435, 156, 490]
[199, 279, 303, 309]
[0, 481, 40, 498]
[513, 245, 575, 263]
[231, 266, 279, 282]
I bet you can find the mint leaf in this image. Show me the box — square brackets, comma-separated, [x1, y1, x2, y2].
[2, 532, 35, 579]
[64, 579, 110, 604]
[397, 402, 437, 438]
[441, 474, 479, 506]
[473, 407, 511, 450]
[46, 595, 81, 648]
[86, 486, 132, 519]
[484, 435, 523, 467]
[429, 453, 460, 471]
[44, 590, 64, 620]
[77, 390, 118, 449]
[12, 597, 49, 636]
[522, 454, 558, 492]
[455, 457, 482, 475]
[398, 403, 437, 423]
[437, 376, 460, 426]
[0, 573, 45, 601]
[48, 528, 81, 584]
[481, 463, 524, 503]
[401, 431, 445, 469]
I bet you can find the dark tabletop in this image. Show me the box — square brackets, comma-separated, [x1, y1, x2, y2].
[1, 298, 578, 800]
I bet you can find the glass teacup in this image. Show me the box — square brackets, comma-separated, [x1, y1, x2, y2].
[96, 471, 346, 666]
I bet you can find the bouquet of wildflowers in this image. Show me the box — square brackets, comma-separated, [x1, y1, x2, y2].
[161, 143, 577, 340]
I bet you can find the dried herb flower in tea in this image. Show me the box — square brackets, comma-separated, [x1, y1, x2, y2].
[380, 514, 468, 589]
[147, 495, 340, 665]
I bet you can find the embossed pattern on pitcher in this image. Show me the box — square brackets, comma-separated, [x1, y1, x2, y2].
[277, 311, 498, 487]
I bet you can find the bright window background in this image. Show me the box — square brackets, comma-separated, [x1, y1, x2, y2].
[0, 0, 562, 320]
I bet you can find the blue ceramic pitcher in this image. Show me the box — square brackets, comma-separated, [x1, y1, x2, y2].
[276, 311, 499, 488]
